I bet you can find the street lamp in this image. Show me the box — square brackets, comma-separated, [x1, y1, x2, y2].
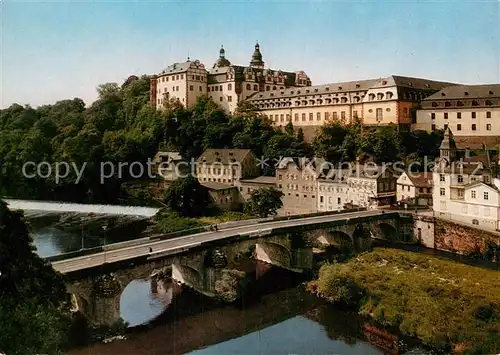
[80, 217, 85, 250]
[102, 225, 108, 264]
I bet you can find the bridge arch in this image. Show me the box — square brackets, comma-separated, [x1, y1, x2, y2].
[255, 241, 292, 269]
[378, 222, 398, 241]
[320, 231, 354, 253]
[172, 264, 203, 291]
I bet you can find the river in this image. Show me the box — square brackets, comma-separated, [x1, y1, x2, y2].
[30, 215, 429, 355]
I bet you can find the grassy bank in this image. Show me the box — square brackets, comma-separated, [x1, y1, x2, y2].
[309, 248, 500, 354]
[152, 209, 253, 234]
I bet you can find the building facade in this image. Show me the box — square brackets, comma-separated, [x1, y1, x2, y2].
[396, 171, 433, 206]
[346, 164, 397, 208]
[433, 128, 500, 231]
[246, 76, 455, 140]
[317, 169, 349, 212]
[149, 43, 311, 113]
[414, 84, 500, 148]
[275, 158, 319, 216]
[196, 148, 259, 185]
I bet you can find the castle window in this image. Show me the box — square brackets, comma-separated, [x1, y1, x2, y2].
[369, 94, 375, 101]
[444, 113, 448, 119]
[189, 85, 194, 91]
[457, 124, 461, 131]
[471, 190, 476, 199]
[486, 100, 493, 106]
[484, 192, 489, 200]
[377, 93, 384, 100]
[472, 100, 479, 106]
[294, 113, 299, 121]
[266, 86, 270, 91]
[472, 124, 476, 131]
[486, 124, 491, 131]
[432, 102, 438, 107]
[472, 112, 476, 119]
[386, 92, 393, 99]
[445, 101, 451, 107]
[309, 113, 313, 121]
[254, 84, 258, 90]
[486, 111, 491, 118]
[228, 96, 232, 102]
[457, 112, 461, 119]
[317, 112, 321, 121]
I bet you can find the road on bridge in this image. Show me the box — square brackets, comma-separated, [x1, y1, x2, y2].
[51, 210, 386, 274]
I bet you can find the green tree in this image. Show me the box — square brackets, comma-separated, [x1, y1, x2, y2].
[0, 200, 69, 354]
[163, 176, 211, 217]
[246, 187, 284, 217]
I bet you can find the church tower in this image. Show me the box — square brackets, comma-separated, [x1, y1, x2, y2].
[250, 42, 265, 69]
[439, 127, 457, 161]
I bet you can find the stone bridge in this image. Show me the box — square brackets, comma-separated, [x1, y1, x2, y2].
[62, 212, 411, 326]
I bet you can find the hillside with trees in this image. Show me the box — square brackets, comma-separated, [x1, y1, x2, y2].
[0, 75, 443, 204]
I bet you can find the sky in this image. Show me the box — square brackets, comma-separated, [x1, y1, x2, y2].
[1, 0, 499, 108]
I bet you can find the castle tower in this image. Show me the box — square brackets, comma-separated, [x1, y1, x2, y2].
[213, 45, 231, 68]
[250, 42, 265, 69]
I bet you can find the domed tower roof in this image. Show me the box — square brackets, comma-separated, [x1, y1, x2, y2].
[213, 45, 231, 68]
[250, 42, 264, 69]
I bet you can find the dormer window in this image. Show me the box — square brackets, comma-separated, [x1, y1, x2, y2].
[425, 84, 430, 88]
[314, 89, 318, 92]
[441, 92, 446, 96]
[432, 102, 438, 107]
[325, 87, 329, 91]
[464, 92, 469, 96]
[489, 91, 494, 95]
[216, 158, 221, 162]
[457, 101, 464, 106]
[356, 84, 360, 88]
[472, 100, 479, 106]
[338, 86, 342, 90]
[306, 89, 310, 93]
[445, 101, 451, 107]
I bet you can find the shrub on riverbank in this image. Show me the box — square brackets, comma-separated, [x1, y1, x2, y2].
[309, 248, 500, 354]
[153, 210, 208, 234]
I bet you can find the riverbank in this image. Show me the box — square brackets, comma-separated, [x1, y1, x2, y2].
[309, 248, 500, 354]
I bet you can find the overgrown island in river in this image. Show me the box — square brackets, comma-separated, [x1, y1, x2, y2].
[309, 248, 500, 354]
